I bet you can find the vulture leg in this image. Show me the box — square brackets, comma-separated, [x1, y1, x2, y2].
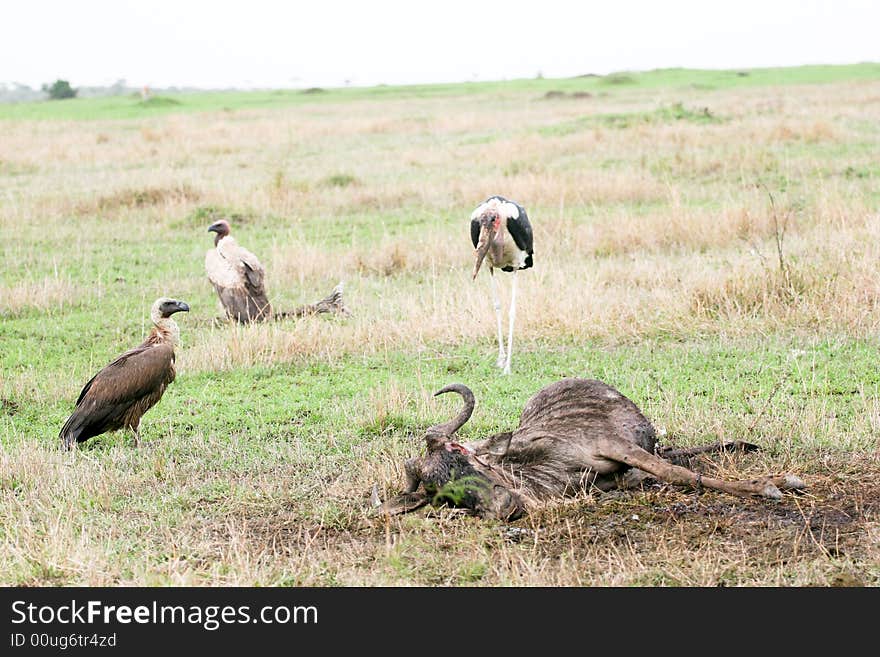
[595, 438, 805, 500]
[489, 271, 506, 368]
[502, 270, 517, 375]
[132, 427, 141, 448]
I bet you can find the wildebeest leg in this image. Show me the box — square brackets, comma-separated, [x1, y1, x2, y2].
[596, 438, 804, 500]
[403, 457, 422, 493]
[659, 440, 759, 465]
[587, 468, 658, 492]
[371, 458, 431, 516]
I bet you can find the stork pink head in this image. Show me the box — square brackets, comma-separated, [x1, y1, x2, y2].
[472, 209, 502, 279]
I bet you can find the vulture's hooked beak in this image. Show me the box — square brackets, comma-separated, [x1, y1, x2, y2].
[472, 221, 495, 280]
[169, 300, 190, 315]
[207, 222, 222, 234]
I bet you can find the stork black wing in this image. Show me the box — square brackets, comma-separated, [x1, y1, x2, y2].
[470, 216, 481, 249]
[505, 201, 533, 256]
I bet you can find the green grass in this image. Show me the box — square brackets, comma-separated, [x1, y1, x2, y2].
[6, 335, 878, 452]
[539, 101, 726, 136]
[2, 63, 877, 121]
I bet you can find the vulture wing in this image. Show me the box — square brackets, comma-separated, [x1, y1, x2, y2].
[236, 246, 267, 298]
[75, 344, 174, 406]
[205, 238, 272, 322]
[61, 344, 175, 444]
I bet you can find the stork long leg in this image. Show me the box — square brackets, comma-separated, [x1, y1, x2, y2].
[502, 270, 517, 375]
[489, 271, 506, 368]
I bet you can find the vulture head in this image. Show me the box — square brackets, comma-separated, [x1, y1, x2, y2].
[472, 209, 502, 279]
[207, 219, 232, 246]
[150, 297, 190, 344]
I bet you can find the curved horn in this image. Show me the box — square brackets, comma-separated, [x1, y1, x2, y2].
[427, 383, 475, 437]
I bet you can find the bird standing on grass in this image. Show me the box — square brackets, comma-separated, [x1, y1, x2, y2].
[59, 297, 189, 450]
[205, 219, 348, 323]
[206, 219, 273, 323]
[470, 196, 534, 375]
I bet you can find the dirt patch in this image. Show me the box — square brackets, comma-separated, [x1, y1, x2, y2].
[170, 458, 880, 585]
[1, 398, 20, 416]
[518, 470, 879, 577]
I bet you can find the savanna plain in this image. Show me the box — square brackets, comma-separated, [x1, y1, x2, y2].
[2, 65, 880, 586]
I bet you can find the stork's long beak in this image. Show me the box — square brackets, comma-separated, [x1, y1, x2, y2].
[472, 225, 493, 280]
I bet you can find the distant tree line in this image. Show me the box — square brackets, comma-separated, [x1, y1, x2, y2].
[0, 78, 276, 104]
[0, 79, 134, 103]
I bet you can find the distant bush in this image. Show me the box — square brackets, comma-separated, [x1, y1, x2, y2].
[323, 173, 358, 188]
[543, 90, 592, 100]
[43, 79, 77, 100]
[538, 102, 725, 137]
[88, 184, 202, 214]
[656, 102, 721, 124]
[600, 72, 636, 85]
[186, 205, 249, 226]
[138, 96, 181, 107]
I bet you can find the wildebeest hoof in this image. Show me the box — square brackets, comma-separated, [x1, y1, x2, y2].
[780, 474, 806, 490]
[374, 492, 429, 515]
[759, 483, 783, 500]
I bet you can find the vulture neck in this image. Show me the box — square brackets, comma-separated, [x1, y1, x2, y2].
[148, 313, 181, 346]
[215, 235, 238, 256]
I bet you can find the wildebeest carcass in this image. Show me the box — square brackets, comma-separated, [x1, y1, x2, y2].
[375, 378, 805, 521]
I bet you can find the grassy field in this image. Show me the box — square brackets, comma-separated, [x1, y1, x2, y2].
[1, 64, 879, 586]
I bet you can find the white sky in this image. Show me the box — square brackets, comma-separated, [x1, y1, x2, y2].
[2, 0, 877, 89]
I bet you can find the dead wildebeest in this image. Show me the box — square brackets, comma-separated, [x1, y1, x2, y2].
[374, 378, 805, 521]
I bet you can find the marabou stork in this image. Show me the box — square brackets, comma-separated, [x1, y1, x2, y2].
[470, 196, 533, 374]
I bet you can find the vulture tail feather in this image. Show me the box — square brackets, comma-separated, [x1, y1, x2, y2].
[59, 411, 88, 450]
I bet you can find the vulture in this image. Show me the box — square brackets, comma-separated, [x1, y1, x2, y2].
[58, 297, 189, 450]
[205, 219, 348, 323]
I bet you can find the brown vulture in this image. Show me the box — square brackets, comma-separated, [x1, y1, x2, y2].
[205, 219, 349, 322]
[58, 297, 189, 450]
